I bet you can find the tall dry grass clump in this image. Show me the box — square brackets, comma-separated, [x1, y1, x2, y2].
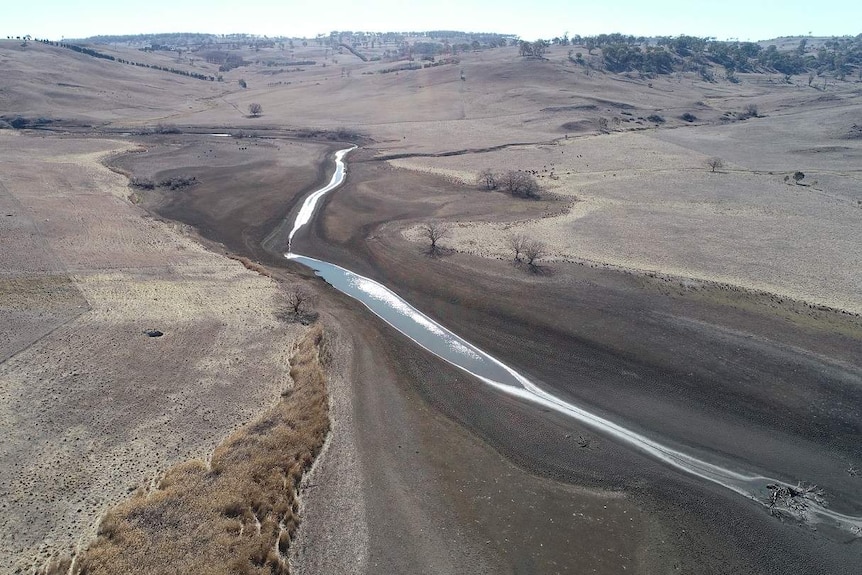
[68, 325, 330, 575]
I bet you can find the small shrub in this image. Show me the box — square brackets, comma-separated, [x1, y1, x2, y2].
[332, 127, 362, 141]
[681, 112, 697, 122]
[596, 117, 609, 132]
[158, 175, 197, 190]
[154, 123, 181, 134]
[646, 114, 665, 124]
[740, 104, 759, 119]
[130, 176, 155, 190]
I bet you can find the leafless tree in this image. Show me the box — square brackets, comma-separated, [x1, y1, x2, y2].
[524, 239, 546, 269]
[421, 221, 450, 255]
[477, 168, 497, 191]
[597, 117, 610, 133]
[508, 233, 528, 261]
[706, 157, 724, 172]
[501, 170, 540, 199]
[279, 286, 317, 323]
[248, 103, 263, 117]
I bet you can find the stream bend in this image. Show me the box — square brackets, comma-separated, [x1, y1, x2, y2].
[285, 146, 862, 537]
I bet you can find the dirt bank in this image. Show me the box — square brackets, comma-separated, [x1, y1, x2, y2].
[295, 159, 862, 573]
[136, 140, 674, 573]
[0, 133, 309, 573]
[137, 141, 860, 572]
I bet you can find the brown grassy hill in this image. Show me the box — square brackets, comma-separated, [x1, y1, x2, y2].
[0, 40, 227, 126]
[2, 34, 861, 574]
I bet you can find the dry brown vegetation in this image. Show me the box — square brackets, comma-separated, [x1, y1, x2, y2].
[68, 325, 329, 575]
[3, 33, 862, 574]
[228, 255, 273, 277]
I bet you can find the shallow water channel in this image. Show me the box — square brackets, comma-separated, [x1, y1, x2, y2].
[286, 146, 861, 537]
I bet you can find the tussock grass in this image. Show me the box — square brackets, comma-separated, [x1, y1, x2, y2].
[69, 325, 330, 575]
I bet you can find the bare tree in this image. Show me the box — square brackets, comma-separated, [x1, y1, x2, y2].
[279, 286, 317, 323]
[501, 170, 540, 199]
[706, 157, 724, 172]
[524, 239, 546, 269]
[597, 117, 610, 133]
[420, 221, 450, 255]
[248, 103, 263, 117]
[508, 233, 528, 261]
[477, 168, 497, 191]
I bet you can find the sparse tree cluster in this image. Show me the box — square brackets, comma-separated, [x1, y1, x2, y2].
[519, 40, 549, 58]
[500, 170, 541, 199]
[130, 174, 197, 191]
[477, 169, 540, 199]
[509, 233, 547, 272]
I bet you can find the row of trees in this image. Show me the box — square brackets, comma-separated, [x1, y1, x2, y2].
[32, 39, 217, 81]
[541, 34, 862, 79]
[477, 169, 541, 199]
[601, 44, 675, 74]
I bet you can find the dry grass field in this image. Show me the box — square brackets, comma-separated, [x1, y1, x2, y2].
[70, 325, 329, 575]
[394, 105, 862, 314]
[0, 132, 308, 572]
[1, 35, 861, 574]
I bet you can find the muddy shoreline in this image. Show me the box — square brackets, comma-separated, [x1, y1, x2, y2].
[119, 140, 861, 573]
